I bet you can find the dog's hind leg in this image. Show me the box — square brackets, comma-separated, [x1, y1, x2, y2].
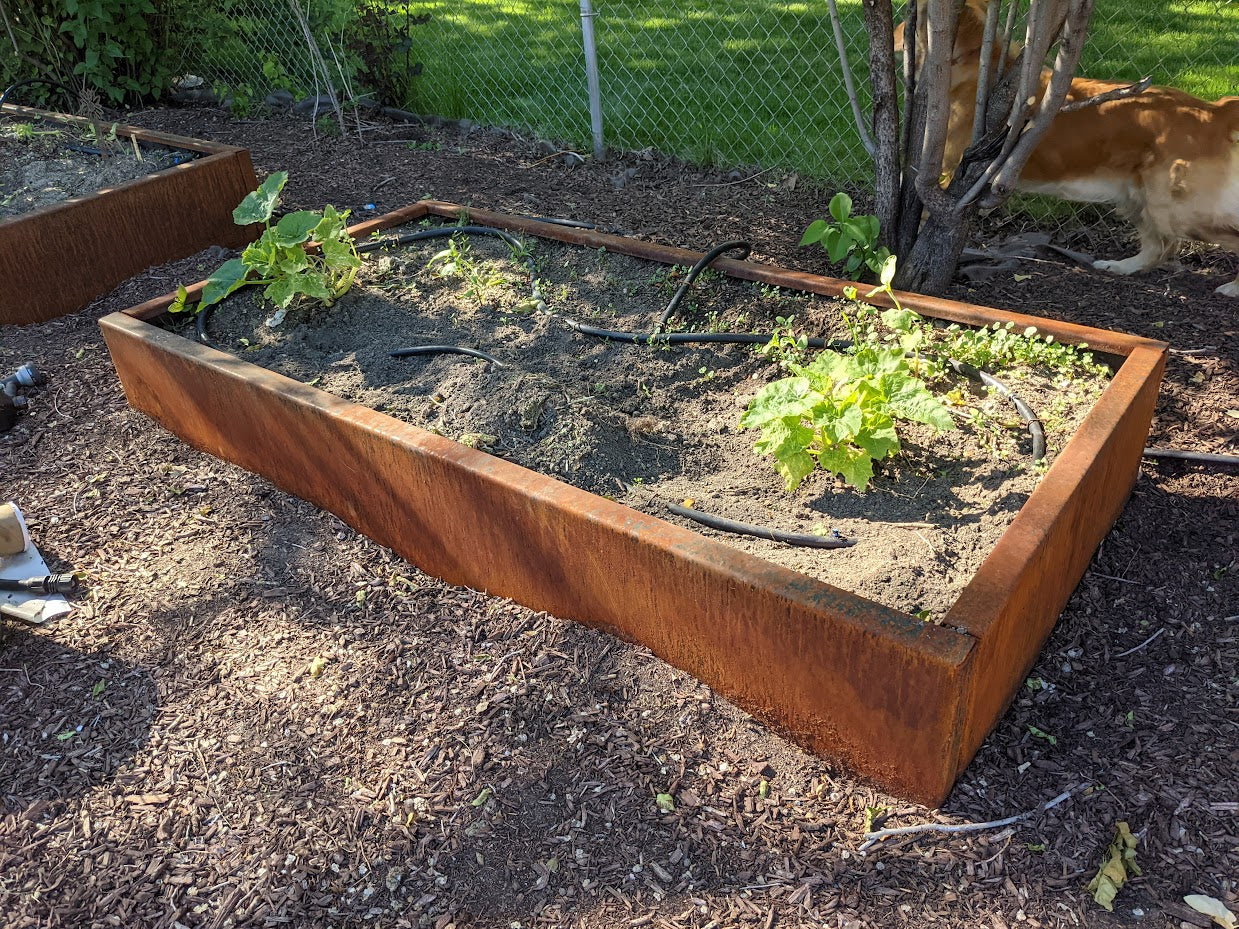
[1206, 231, 1239, 297]
[1093, 226, 1179, 276]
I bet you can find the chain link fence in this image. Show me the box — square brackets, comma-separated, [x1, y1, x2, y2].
[191, 0, 1238, 195]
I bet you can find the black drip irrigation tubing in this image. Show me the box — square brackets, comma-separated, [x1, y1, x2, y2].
[665, 502, 856, 549]
[1142, 447, 1239, 467]
[0, 78, 77, 110]
[389, 345, 505, 366]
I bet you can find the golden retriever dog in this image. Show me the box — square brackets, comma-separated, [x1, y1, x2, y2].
[895, 1, 1239, 296]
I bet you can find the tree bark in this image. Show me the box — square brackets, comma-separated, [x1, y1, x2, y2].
[894, 208, 974, 293]
[863, 0, 900, 250]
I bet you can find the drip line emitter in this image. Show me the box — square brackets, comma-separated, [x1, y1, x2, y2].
[191, 221, 1076, 550]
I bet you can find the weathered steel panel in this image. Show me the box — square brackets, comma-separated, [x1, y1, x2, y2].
[948, 343, 1166, 764]
[101, 203, 1167, 803]
[101, 312, 975, 803]
[0, 105, 258, 326]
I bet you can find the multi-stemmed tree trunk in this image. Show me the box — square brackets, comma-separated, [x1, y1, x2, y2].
[828, 0, 1099, 295]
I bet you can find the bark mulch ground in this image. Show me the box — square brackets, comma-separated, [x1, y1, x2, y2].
[1, 108, 1235, 929]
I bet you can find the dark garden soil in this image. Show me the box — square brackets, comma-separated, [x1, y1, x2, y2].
[0, 113, 192, 220]
[1, 107, 1235, 929]
[200, 234, 1105, 621]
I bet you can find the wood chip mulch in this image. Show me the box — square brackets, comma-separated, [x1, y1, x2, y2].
[1, 108, 1235, 929]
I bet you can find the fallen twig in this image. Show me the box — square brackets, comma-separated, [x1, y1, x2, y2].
[1114, 627, 1166, 658]
[689, 167, 776, 188]
[858, 784, 1085, 852]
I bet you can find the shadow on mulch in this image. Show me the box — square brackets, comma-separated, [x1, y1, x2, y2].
[0, 625, 157, 813]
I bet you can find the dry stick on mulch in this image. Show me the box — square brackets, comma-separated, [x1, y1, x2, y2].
[858, 783, 1088, 853]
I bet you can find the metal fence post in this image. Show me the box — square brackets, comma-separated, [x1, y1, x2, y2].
[579, 0, 606, 162]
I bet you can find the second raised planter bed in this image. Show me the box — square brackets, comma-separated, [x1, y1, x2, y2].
[99, 201, 1166, 804]
[0, 104, 258, 326]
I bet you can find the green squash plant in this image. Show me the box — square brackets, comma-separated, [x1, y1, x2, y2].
[740, 255, 956, 492]
[170, 171, 361, 315]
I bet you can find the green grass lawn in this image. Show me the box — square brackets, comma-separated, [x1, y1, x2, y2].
[398, 0, 1238, 184]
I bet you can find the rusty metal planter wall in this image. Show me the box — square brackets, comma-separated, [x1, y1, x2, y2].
[99, 202, 1167, 804]
[0, 105, 258, 326]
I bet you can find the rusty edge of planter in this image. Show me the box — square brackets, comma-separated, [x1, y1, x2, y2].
[101, 200, 1166, 803]
[0, 104, 259, 326]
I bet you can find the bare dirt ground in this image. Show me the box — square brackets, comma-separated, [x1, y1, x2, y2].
[1, 108, 1235, 929]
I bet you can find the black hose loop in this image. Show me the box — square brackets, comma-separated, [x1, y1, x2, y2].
[195, 305, 222, 351]
[0, 78, 77, 110]
[390, 345, 505, 366]
[933, 354, 1047, 462]
[665, 502, 856, 549]
[654, 241, 752, 333]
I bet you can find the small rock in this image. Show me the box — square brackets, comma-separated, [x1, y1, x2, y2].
[535, 139, 559, 156]
[560, 152, 585, 168]
[611, 167, 639, 190]
[264, 89, 294, 110]
[292, 94, 336, 117]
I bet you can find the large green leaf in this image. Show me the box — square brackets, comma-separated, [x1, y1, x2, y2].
[752, 419, 818, 491]
[799, 218, 828, 246]
[817, 444, 874, 491]
[265, 271, 332, 309]
[739, 377, 817, 430]
[855, 415, 901, 462]
[320, 236, 361, 268]
[199, 259, 249, 308]
[819, 401, 863, 446]
[271, 210, 321, 247]
[828, 191, 852, 223]
[233, 171, 288, 226]
[882, 372, 956, 431]
[275, 246, 310, 275]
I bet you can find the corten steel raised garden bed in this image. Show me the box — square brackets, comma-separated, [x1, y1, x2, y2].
[99, 201, 1167, 804]
[0, 104, 258, 326]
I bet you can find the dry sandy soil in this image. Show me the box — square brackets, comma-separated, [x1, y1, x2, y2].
[1, 108, 1235, 929]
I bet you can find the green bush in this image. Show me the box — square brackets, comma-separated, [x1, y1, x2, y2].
[0, 0, 186, 104]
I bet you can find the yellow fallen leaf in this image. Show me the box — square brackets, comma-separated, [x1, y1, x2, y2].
[682, 498, 695, 508]
[1185, 895, 1237, 929]
[308, 656, 329, 678]
[1087, 821, 1141, 911]
[1013, 273, 1033, 282]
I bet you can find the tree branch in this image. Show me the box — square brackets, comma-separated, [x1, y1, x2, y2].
[826, 0, 875, 157]
[969, 0, 1002, 146]
[994, 0, 1020, 84]
[984, 0, 1095, 205]
[1059, 75, 1151, 112]
[913, 0, 960, 215]
[896, 0, 924, 258]
[863, 0, 900, 247]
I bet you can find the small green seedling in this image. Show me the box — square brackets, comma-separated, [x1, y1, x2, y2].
[171, 171, 361, 315]
[800, 192, 891, 277]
